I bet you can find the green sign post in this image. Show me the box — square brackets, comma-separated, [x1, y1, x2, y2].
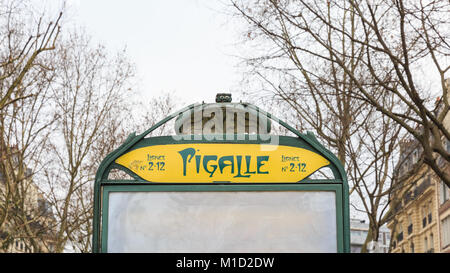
[93, 95, 350, 253]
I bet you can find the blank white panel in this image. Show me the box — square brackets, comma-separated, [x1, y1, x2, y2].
[106, 191, 337, 253]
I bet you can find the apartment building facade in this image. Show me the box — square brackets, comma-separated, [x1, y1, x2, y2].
[437, 151, 450, 253]
[388, 81, 450, 253]
[388, 162, 439, 253]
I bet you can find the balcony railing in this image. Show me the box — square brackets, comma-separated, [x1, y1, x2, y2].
[414, 177, 432, 198]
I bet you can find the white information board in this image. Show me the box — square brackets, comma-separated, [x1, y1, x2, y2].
[106, 191, 337, 253]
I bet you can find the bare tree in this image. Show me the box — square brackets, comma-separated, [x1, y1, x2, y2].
[233, 0, 450, 187]
[0, 0, 61, 110]
[229, 0, 427, 252]
[41, 28, 179, 252]
[41, 29, 135, 253]
[0, 0, 62, 252]
[346, 106, 406, 251]
[134, 92, 179, 136]
[0, 1, 180, 253]
[92, 92, 179, 181]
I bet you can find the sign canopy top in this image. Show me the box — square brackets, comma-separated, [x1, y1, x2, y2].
[94, 95, 347, 184]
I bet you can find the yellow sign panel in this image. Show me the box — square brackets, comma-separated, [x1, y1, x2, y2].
[115, 144, 330, 183]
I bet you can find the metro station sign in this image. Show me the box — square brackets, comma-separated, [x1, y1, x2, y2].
[93, 100, 350, 253]
[115, 143, 330, 183]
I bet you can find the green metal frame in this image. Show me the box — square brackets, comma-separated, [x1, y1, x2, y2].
[93, 102, 350, 253]
[101, 184, 344, 253]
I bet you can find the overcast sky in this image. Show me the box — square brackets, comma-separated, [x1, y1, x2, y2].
[58, 0, 245, 105]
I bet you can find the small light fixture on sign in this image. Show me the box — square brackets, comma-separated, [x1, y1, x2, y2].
[216, 93, 232, 103]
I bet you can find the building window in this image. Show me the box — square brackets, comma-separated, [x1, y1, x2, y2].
[422, 206, 427, 228]
[427, 202, 432, 224]
[407, 215, 413, 235]
[397, 222, 404, 242]
[424, 237, 428, 252]
[410, 242, 414, 253]
[442, 216, 450, 249]
[440, 181, 449, 205]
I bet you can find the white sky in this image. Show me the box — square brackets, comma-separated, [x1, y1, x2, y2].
[59, 0, 245, 105]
